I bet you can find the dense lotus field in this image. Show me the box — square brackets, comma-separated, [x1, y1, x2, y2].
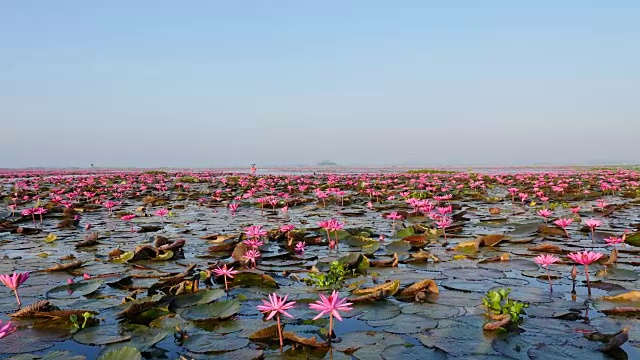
[1, 168, 640, 359]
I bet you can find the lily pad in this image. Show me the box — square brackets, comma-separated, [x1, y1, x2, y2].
[174, 289, 226, 308]
[46, 280, 104, 299]
[179, 299, 240, 321]
[73, 325, 131, 346]
[182, 333, 249, 353]
[97, 346, 141, 360]
[381, 344, 446, 360]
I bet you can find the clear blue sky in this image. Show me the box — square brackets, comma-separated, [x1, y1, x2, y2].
[1, 1, 638, 168]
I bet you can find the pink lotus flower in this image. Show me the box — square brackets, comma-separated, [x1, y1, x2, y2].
[257, 293, 296, 347]
[553, 218, 573, 238]
[386, 212, 403, 220]
[243, 238, 264, 249]
[537, 209, 553, 223]
[104, 201, 117, 214]
[120, 214, 136, 232]
[245, 225, 267, 239]
[243, 249, 261, 268]
[570, 206, 581, 214]
[0, 320, 16, 339]
[583, 218, 603, 242]
[604, 236, 625, 247]
[280, 224, 295, 233]
[435, 216, 452, 239]
[568, 251, 604, 295]
[386, 212, 402, 233]
[213, 264, 238, 290]
[309, 290, 353, 340]
[33, 207, 47, 225]
[0, 271, 29, 306]
[534, 254, 560, 292]
[155, 208, 169, 223]
[295, 242, 306, 254]
[228, 203, 239, 213]
[21, 208, 37, 227]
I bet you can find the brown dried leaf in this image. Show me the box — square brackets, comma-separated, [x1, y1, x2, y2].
[527, 243, 563, 253]
[46, 260, 84, 272]
[282, 331, 329, 348]
[399, 279, 439, 297]
[10, 300, 57, 317]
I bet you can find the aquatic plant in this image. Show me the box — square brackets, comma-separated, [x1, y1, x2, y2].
[482, 288, 528, 329]
[257, 293, 296, 347]
[568, 250, 604, 296]
[309, 290, 353, 341]
[307, 261, 355, 288]
[534, 254, 560, 291]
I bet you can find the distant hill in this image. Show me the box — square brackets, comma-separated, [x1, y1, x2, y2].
[317, 160, 338, 166]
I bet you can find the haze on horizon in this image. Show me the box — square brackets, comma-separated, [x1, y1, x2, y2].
[1, 1, 639, 169]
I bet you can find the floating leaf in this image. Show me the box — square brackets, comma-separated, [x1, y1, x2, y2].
[46, 281, 104, 299]
[174, 289, 226, 308]
[97, 346, 141, 360]
[44, 234, 58, 243]
[182, 333, 249, 353]
[229, 271, 277, 288]
[110, 251, 134, 263]
[477, 234, 507, 247]
[73, 326, 131, 346]
[381, 344, 446, 360]
[179, 300, 240, 321]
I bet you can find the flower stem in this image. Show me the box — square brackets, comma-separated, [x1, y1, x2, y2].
[277, 314, 283, 347]
[546, 267, 553, 292]
[14, 289, 21, 306]
[584, 264, 591, 296]
[329, 313, 333, 343]
[224, 275, 228, 291]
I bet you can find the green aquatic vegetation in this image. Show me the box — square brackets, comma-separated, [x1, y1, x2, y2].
[482, 288, 528, 324]
[69, 312, 95, 334]
[307, 261, 356, 288]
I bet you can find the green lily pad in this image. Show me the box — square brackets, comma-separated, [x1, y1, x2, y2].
[179, 300, 240, 321]
[97, 346, 141, 360]
[174, 289, 226, 308]
[358, 301, 401, 321]
[595, 268, 639, 282]
[396, 227, 415, 238]
[385, 240, 411, 254]
[381, 344, 446, 360]
[333, 331, 405, 360]
[0, 336, 53, 354]
[230, 271, 277, 288]
[182, 333, 249, 353]
[367, 314, 438, 334]
[46, 280, 104, 299]
[6, 351, 85, 360]
[73, 325, 131, 346]
[418, 318, 497, 357]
